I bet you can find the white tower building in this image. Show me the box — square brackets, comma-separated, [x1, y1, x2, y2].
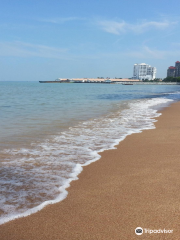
[133, 63, 156, 80]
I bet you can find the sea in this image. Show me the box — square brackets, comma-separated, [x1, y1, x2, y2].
[0, 81, 180, 224]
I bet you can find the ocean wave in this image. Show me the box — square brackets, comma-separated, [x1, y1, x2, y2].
[0, 97, 173, 225]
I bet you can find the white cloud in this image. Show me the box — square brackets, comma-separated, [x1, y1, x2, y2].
[39, 17, 84, 24]
[143, 46, 166, 59]
[98, 19, 177, 35]
[98, 20, 126, 34]
[125, 46, 180, 59]
[0, 41, 69, 59]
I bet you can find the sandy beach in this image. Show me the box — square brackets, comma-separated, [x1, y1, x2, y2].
[1, 101, 180, 239]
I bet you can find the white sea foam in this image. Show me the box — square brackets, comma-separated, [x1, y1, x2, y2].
[0, 97, 173, 225]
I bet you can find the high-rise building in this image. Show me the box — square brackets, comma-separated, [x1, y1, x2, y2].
[167, 66, 176, 77]
[167, 61, 180, 77]
[133, 63, 156, 80]
[175, 61, 180, 77]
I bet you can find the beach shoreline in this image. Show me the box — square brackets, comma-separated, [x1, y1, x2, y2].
[1, 101, 180, 239]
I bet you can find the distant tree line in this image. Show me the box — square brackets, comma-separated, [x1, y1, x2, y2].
[163, 77, 180, 82]
[142, 78, 162, 82]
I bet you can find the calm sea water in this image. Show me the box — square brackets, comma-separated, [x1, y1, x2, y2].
[0, 81, 180, 224]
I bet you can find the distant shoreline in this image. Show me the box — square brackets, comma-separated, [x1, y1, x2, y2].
[39, 77, 180, 84]
[39, 79, 180, 85]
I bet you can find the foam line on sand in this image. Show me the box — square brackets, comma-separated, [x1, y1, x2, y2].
[1, 101, 180, 239]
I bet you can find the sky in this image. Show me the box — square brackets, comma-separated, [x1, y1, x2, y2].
[0, 0, 180, 81]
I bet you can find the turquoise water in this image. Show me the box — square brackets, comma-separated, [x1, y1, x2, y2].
[0, 81, 180, 224]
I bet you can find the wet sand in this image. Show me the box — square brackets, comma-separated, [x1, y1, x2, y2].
[1, 101, 180, 239]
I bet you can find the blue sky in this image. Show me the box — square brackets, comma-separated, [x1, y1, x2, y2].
[0, 0, 180, 81]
